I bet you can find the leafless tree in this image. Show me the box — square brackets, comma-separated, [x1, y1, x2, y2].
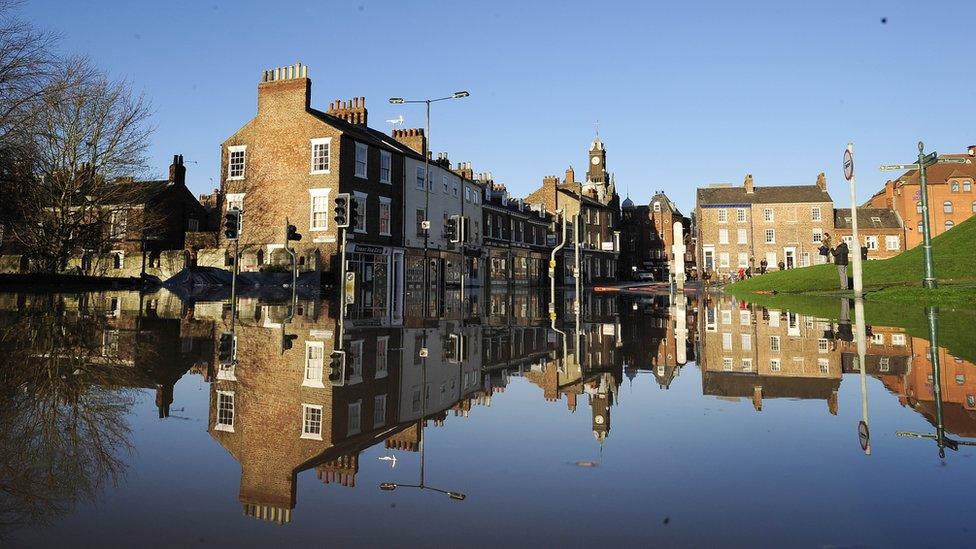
[2, 58, 156, 273]
[0, 0, 57, 146]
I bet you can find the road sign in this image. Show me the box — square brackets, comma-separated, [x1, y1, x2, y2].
[858, 420, 870, 451]
[843, 148, 854, 181]
[344, 272, 355, 304]
[921, 151, 937, 165]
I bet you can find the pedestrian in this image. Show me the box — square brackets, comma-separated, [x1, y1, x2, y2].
[745, 265, 752, 278]
[778, 261, 785, 271]
[831, 240, 850, 290]
[760, 259, 768, 274]
[821, 232, 833, 263]
[737, 267, 745, 281]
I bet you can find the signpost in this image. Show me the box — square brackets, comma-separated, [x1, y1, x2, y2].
[881, 142, 972, 288]
[844, 144, 863, 297]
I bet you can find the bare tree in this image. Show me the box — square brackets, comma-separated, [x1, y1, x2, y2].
[2, 58, 156, 273]
[0, 0, 57, 146]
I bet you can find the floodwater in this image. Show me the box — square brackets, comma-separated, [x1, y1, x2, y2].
[0, 288, 974, 547]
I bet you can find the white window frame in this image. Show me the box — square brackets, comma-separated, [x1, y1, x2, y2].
[763, 208, 773, 222]
[719, 252, 730, 268]
[722, 332, 733, 350]
[811, 206, 822, 222]
[215, 390, 235, 432]
[309, 188, 331, 232]
[771, 358, 781, 372]
[865, 235, 878, 250]
[818, 338, 829, 353]
[812, 228, 823, 243]
[765, 229, 775, 244]
[818, 358, 830, 375]
[353, 192, 367, 234]
[378, 197, 392, 236]
[355, 142, 368, 179]
[718, 229, 729, 244]
[303, 341, 325, 388]
[738, 252, 748, 268]
[226, 193, 244, 212]
[349, 339, 364, 384]
[227, 145, 246, 181]
[742, 358, 753, 372]
[736, 208, 746, 223]
[723, 357, 733, 371]
[348, 400, 362, 435]
[717, 208, 727, 223]
[770, 336, 781, 352]
[373, 394, 387, 428]
[301, 404, 324, 440]
[892, 333, 906, 346]
[310, 137, 331, 174]
[737, 228, 747, 245]
[741, 333, 751, 351]
[885, 235, 899, 251]
[379, 150, 392, 184]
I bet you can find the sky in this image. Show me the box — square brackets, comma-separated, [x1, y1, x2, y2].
[17, 0, 976, 212]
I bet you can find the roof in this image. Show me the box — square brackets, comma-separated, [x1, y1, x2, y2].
[622, 196, 634, 208]
[308, 108, 420, 160]
[890, 153, 976, 189]
[650, 192, 682, 215]
[698, 184, 832, 206]
[702, 371, 840, 400]
[833, 208, 902, 230]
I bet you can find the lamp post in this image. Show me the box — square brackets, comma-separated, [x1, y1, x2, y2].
[880, 142, 971, 288]
[390, 91, 469, 318]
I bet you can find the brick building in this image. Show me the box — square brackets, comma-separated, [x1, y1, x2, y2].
[867, 145, 976, 249]
[218, 63, 410, 322]
[696, 173, 834, 279]
[832, 207, 904, 260]
[480, 179, 551, 287]
[620, 191, 693, 281]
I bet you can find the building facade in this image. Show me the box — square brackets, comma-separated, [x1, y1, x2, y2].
[832, 207, 904, 260]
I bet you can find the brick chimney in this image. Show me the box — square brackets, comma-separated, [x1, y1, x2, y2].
[744, 174, 754, 194]
[168, 154, 186, 186]
[564, 166, 575, 186]
[391, 128, 426, 155]
[456, 161, 474, 180]
[433, 152, 451, 169]
[257, 63, 310, 115]
[816, 171, 827, 191]
[543, 175, 559, 188]
[326, 96, 368, 126]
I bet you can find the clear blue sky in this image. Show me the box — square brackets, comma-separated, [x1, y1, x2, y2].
[19, 0, 976, 212]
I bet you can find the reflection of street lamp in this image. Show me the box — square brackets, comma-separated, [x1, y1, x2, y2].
[389, 91, 470, 317]
[379, 482, 466, 500]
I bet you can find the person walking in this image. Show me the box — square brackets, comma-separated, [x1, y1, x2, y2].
[831, 240, 850, 290]
[759, 258, 768, 274]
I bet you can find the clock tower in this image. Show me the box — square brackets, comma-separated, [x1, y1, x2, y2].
[587, 136, 607, 185]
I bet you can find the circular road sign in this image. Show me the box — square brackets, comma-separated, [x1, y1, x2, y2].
[844, 148, 854, 181]
[858, 420, 870, 451]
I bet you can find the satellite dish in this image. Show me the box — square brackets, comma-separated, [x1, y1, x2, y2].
[386, 114, 404, 127]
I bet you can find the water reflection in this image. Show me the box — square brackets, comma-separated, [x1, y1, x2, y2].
[1, 288, 975, 536]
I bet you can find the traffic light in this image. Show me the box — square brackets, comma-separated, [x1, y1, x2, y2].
[334, 193, 350, 228]
[224, 210, 242, 240]
[348, 195, 360, 229]
[286, 224, 302, 242]
[445, 215, 459, 243]
[218, 332, 236, 365]
[329, 350, 346, 386]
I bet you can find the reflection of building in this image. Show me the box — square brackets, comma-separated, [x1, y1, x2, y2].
[620, 294, 697, 389]
[698, 296, 841, 413]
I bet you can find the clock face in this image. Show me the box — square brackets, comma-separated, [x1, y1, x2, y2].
[594, 415, 605, 425]
[591, 156, 601, 165]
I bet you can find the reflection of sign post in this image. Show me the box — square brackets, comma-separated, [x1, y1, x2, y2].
[344, 272, 355, 304]
[858, 420, 870, 452]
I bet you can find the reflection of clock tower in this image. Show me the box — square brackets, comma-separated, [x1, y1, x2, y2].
[591, 392, 611, 443]
[588, 136, 607, 184]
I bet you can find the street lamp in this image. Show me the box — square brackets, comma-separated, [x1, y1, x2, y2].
[388, 91, 470, 317]
[880, 142, 972, 288]
[378, 482, 466, 500]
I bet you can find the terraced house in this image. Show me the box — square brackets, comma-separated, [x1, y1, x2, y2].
[695, 173, 834, 278]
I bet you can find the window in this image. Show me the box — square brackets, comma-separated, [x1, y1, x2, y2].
[723, 357, 733, 371]
[951, 182, 960, 192]
[885, 235, 899, 250]
[355, 142, 368, 178]
[718, 229, 729, 244]
[879, 356, 890, 372]
[865, 236, 877, 250]
[811, 207, 822, 221]
[892, 333, 906, 346]
[379, 150, 391, 183]
[374, 395, 387, 428]
[109, 210, 128, 240]
[310, 137, 330, 173]
[443, 174, 449, 194]
[347, 400, 362, 435]
[721, 310, 732, 325]
[741, 333, 751, 351]
[812, 229, 823, 243]
[309, 189, 330, 231]
[452, 181, 459, 197]
[353, 193, 367, 233]
[943, 200, 953, 213]
[972, 200, 976, 213]
[378, 199, 391, 236]
[187, 218, 199, 232]
[722, 333, 732, 350]
[349, 340, 363, 383]
[719, 252, 729, 268]
[216, 391, 234, 432]
[818, 338, 829, 353]
[764, 229, 775, 244]
[945, 220, 954, 230]
[741, 358, 753, 372]
[717, 209, 727, 223]
[226, 193, 244, 212]
[964, 181, 972, 192]
[763, 208, 773, 222]
[465, 187, 471, 202]
[871, 333, 884, 345]
[770, 336, 780, 352]
[738, 252, 748, 267]
[736, 208, 746, 222]
[770, 359, 781, 372]
[375, 336, 389, 379]
[740, 310, 750, 325]
[818, 359, 829, 375]
[737, 228, 747, 244]
[416, 166, 426, 189]
[302, 404, 323, 440]
[917, 221, 923, 234]
[304, 342, 324, 387]
[227, 146, 246, 180]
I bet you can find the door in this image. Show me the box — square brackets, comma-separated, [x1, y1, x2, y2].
[390, 250, 404, 325]
[703, 246, 715, 271]
[784, 247, 796, 269]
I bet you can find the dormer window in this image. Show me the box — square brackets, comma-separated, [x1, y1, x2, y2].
[653, 202, 661, 212]
[951, 182, 960, 193]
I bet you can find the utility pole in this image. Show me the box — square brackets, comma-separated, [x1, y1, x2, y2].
[844, 144, 863, 297]
[881, 142, 971, 288]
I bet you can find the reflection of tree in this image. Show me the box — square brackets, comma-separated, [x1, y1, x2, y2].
[0, 296, 135, 537]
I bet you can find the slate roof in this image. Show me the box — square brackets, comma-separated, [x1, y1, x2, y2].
[697, 184, 832, 206]
[833, 208, 902, 230]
